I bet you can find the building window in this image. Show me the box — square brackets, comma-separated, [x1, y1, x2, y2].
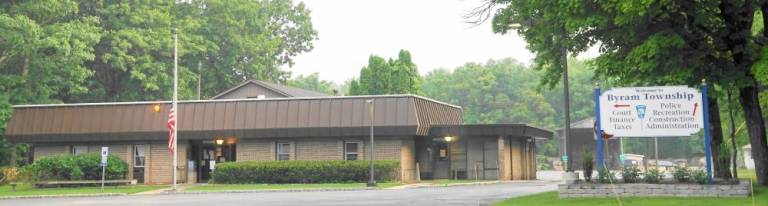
[134, 145, 146, 167]
[71, 145, 88, 155]
[344, 142, 360, 160]
[276, 142, 291, 160]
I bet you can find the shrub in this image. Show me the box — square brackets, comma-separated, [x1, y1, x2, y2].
[597, 168, 615, 183]
[536, 155, 553, 171]
[691, 169, 708, 184]
[581, 150, 593, 182]
[621, 166, 640, 183]
[213, 160, 400, 184]
[24, 153, 128, 181]
[673, 166, 690, 183]
[643, 168, 663, 183]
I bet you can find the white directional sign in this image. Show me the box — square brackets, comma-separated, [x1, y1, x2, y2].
[100, 147, 109, 166]
[599, 86, 703, 137]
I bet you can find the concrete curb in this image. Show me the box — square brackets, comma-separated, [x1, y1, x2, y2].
[394, 180, 552, 189]
[164, 187, 377, 195]
[401, 181, 502, 189]
[0, 193, 126, 200]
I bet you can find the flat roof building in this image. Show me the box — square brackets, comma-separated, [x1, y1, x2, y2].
[5, 80, 552, 184]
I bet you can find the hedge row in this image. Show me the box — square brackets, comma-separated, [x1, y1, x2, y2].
[212, 160, 400, 184]
[24, 153, 128, 181]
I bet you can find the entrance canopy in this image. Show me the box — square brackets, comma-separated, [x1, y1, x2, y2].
[429, 124, 553, 139]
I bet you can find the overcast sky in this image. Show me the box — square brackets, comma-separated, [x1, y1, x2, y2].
[282, 0, 587, 84]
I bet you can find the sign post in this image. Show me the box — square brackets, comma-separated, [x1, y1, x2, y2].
[596, 85, 710, 183]
[701, 81, 713, 184]
[100, 147, 108, 191]
[594, 86, 604, 169]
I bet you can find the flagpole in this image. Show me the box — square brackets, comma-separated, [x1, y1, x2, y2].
[172, 29, 179, 191]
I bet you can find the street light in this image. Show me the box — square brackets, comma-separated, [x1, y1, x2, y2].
[366, 99, 377, 187]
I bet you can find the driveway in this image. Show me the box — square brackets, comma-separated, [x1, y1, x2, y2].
[0, 181, 557, 206]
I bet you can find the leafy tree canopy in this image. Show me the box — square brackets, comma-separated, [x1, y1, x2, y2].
[349, 50, 421, 95]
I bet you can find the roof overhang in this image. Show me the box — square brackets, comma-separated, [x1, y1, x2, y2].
[6, 95, 463, 143]
[429, 124, 554, 140]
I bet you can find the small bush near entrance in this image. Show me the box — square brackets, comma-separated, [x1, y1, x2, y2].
[597, 168, 615, 183]
[620, 166, 640, 183]
[691, 169, 708, 184]
[213, 160, 400, 184]
[673, 166, 690, 183]
[642, 168, 662, 183]
[23, 154, 128, 181]
[580, 150, 593, 182]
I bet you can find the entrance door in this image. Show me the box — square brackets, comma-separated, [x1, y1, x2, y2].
[432, 142, 451, 179]
[483, 139, 499, 179]
[199, 145, 215, 181]
[194, 140, 237, 182]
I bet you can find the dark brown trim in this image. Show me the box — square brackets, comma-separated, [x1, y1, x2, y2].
[429, 124, 553, 139]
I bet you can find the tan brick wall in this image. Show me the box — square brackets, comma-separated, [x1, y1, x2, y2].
[359, 138, 402, 161]
[238, 137, 402, 162]
[498, 136, 512, 181]
[237, 139, 275, 161]
[146, 142, 188, 184]
[510, 138, 523, 180]
[33, 144, 68, 159]
[400, 138, 416, 183]
[87, 144, 129, 162]
[295, 138, 343, 160]
[33, 143, 130, 161]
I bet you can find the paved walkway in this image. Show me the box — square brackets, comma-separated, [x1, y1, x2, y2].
[133, 184, 194, 195]
[0, 180, 558, 206]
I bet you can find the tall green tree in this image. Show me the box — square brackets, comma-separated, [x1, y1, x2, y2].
[68, 0, 317, 102]
[349, 50, 421, 95]
[484, 0, 768, 184]
[286, 72, 336, 94]
[0, 0, 103, 165]
[0, 0, 316, 166]
[179, 0, 317, 99]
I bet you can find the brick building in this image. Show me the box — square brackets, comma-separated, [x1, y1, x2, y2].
[5, 80, 552, 184]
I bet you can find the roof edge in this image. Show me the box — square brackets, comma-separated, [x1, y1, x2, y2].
[12, 94, 462, 109]
[211, 80, 292, 99]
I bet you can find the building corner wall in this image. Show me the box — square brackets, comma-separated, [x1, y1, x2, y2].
[400, 137, 417, 183]
[146, 142, 188, 184]
[497, 136, 512, 181]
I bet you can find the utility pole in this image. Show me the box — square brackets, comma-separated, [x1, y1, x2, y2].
[366, 99, 376, 187]
[561, 29, 572, 172]
[197, 61, 202, 100]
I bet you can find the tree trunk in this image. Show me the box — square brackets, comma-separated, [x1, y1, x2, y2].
[708, 96, 732, 179]
[738, 85, 768, 185]
[727, 90, 739, 179]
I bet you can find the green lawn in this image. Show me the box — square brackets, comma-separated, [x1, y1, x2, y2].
[494, 170, 765, 206]
[0, 184, 167, 197]
[185, 182, 402, 191]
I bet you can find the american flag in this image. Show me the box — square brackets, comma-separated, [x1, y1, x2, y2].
[167, 107, 176, 152]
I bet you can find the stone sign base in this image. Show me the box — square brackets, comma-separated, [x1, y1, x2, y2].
[558, 181, 751, 198]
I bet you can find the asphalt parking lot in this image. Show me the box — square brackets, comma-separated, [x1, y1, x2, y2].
[0, 180, 558, 206]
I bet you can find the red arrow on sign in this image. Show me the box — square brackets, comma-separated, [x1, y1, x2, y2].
[614, 104, 630, 108]
[692, 103, 698, 116]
